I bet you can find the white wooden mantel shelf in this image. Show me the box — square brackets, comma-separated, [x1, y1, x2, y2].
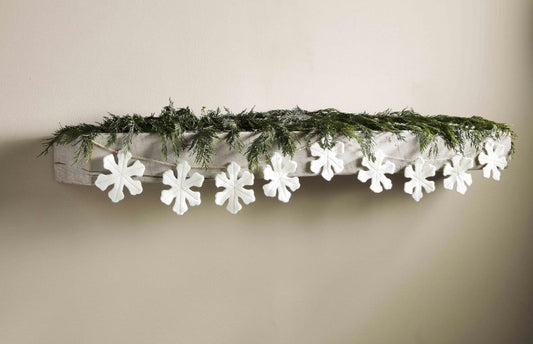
[53, 132, 512, 185]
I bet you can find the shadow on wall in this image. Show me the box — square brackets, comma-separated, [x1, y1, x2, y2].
[0, 136, 445, 234]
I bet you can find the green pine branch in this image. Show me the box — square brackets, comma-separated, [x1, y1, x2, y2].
[41, 101, 516, 168]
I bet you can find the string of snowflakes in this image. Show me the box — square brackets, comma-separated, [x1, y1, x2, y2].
[95, 139, 509, 214]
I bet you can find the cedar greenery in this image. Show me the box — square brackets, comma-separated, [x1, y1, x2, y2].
[41, 101, 516, 170]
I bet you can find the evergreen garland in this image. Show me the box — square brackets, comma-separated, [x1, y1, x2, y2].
[41, 101, 516, 170]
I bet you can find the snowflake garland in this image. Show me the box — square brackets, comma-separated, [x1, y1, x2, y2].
[443, 155, 474, 194]
[215, 161, 256, 214]
[478, 140, 508, 181]
[95, 150, 145, 203]
[263, 153, 300, 202]
[309, 141, 345, 181]
[160, 161, 205, 215]
[92, 137, 510, 211]
[357, 150, 396, 193]
[404, 157, 436, 201]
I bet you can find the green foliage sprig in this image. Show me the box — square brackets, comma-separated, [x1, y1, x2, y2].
[41, 101, 516, 170]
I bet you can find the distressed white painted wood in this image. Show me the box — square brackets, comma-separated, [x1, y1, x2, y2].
[53, 132, 512, 185]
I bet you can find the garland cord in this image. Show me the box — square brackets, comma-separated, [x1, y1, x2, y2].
[91, 137, 321, 171]
[92, 138, 468, 176]
[91, 140, 230, 170]
[92, 141, 176, 167]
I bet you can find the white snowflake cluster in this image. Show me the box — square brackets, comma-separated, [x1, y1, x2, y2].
[358, 150, 396, 193]
[309, 141, 344, 181]
[404, 157, 436, 201]
[214, 161, 256, 214]
[308, 140, 508, 200]
[94, 150, 302, 215]
[478, 139, 508, 181]
[95, 150, 145, 203]
[160, 161, 204, 215]
[263, 153, 301, 203]
[94, 139, 509, 213]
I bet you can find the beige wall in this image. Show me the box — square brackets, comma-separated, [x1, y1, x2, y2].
[1, 0, 532, 343]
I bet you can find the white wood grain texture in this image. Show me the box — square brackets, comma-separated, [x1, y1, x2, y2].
[53, 132, 512, 185]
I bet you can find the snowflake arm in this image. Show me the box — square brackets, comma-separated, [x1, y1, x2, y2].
[357, 150, 396, 193]
[404, 157, 436, 201]
[215, 162, 255, 214]
[309, 141, 344, 181]
[263, 153, 300, 202]
[478, 140, 508, 181]
[160, 161, 204, 215]
[95, 150, 145, 203]
[443, 155, 473, 194]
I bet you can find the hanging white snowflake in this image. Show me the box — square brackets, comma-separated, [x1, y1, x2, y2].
[443, 155, 474, 194]
[478, 140, 508, 181]
[309, 141, 345, 181]
[160, 161, 204, 215]
[262, 153, 300, 203]
[404, 157, 436, 201]
[95, 149, 145, 203]
[357, 150, 396, 193]
[215, 161, 255, 214]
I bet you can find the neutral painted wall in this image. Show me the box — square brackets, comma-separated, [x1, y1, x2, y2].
[1, 1, 532, 343]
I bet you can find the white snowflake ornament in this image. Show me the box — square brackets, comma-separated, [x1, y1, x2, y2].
[309, 141, 345, 181]
[357, 150, 396, 193]
[478, 140, 508, 181]
[443, 155, 474, 195]
[263, 153, 300, 202]
[95, 149, 145, 203]
[160, 161, 204, 215]
[404, 157, 436, 201]
[215, 162, 255, 214]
